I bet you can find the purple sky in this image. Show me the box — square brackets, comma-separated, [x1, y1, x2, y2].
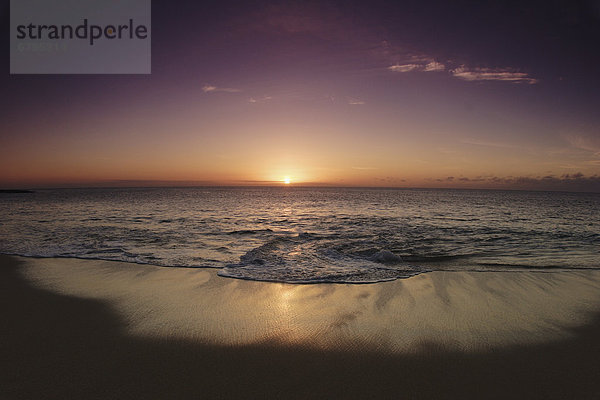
[1, 0, 600, 191]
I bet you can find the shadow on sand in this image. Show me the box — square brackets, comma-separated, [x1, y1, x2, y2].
[1, 255, 599, 399]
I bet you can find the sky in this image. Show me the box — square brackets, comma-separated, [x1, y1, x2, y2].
[1, 0, 600, 191]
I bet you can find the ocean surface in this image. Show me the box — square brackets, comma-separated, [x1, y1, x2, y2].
[1, 187, 598, 283]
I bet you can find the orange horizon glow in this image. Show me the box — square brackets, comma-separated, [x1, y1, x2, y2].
[2, 121, 598, 191]
[2, 106, 599, 192]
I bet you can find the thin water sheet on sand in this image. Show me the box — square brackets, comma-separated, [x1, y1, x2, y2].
[18, 256, 600, 352]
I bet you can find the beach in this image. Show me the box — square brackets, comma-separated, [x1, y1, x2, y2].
[4, 0, 600, 398]
[2, 254, 600, 399]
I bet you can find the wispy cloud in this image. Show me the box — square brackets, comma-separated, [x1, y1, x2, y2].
[460, 138, 518, 148]
[388, 64, 421, 72]
[388, 60, 445, 73]
[248, 96, 273, 103]
[560, 131, 600, 168]
[381, 40, 538, 85]
[387, 58, 538, 85]
[451, 66, 538, 84]
[202, 85, 242, 93]
[424, 61, 445, 72]
[564, 133, 600, 156]
[347, 97, 366, 105]
[376, 41, 448, 74]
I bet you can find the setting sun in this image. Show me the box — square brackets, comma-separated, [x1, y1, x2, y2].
[283, 177, 291, 185]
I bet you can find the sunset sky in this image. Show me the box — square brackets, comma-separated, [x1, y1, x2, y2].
[2, 0, 600, 191]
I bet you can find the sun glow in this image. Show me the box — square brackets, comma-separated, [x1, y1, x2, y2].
[283, 176, 291, 185]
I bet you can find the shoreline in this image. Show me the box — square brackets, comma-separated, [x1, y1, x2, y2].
[3, 254, 600, 398]
[3, 252, 598, 284]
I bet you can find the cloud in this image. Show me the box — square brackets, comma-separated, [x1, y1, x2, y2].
[383, 48, 538, 85]
[445, 173, 600, 192]
[424, 61, 445, 72]
[388, 64, 422, 72]
[347, 97, 366, 105]
[460, 138, 518, 148]
[248, 96, 272, 103]
[451, 66, 538, 84]
[560, 132, 600, 167]
[382, 45, 447, 73]
[202, 85, 242, 93]
[388, 59, 445, 73]
[456, 176, 487, 182]
[564, 133, 600, 156]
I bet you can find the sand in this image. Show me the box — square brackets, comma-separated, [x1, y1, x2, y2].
[2, 254, 600, 399]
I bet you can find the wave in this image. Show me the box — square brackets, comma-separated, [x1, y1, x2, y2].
[217, 234, 427, 284]
[226, 228, 274, 235]
[370, 250, 403, 264]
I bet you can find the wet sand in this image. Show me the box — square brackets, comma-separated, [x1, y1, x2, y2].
[2, 254, 600, 399]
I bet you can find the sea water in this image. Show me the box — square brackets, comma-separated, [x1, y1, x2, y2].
[0, 187, 598, 283]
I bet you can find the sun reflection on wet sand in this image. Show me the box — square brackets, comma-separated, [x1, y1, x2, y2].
[20, 256, 600, 352]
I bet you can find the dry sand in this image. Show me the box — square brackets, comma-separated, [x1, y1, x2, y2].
[2, 254, 600, 399]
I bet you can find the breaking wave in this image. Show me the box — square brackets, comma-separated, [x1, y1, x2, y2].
[218, 234, 426, 283]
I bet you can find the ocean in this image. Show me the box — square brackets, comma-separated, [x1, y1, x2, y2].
[0, 187, 598, 283]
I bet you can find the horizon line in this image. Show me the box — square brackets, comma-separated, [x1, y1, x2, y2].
[2, 183, 599, 195]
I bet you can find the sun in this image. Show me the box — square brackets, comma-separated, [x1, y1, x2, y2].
[283, 176, 291, 185]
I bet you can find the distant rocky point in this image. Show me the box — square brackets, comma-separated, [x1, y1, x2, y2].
[0, 189, 34, 193]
